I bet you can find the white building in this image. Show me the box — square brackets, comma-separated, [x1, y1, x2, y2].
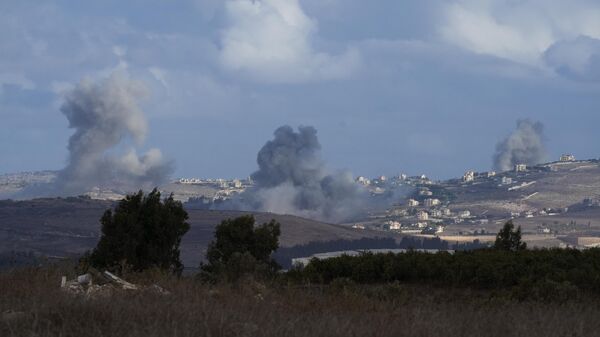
[501, 177, 513, 185]
[417, 210, 429, 221]
[430, 209, 442, 218]
[419, 189, 433, 196]
[356, 176, 371, 185]
[386, 221, 402, 230]
[487, 171, 496, 178]
[424, 198, 441, 207]
[463, 171, 475, 183]
[560, 154, 576, 162]
[515, 164, 527, 172]
[408, 199, 420, 207]
[458, 210, 471, 218]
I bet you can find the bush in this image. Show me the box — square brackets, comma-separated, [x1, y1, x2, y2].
[86, 189, 190, 275]
[295, 248, 600, 298]
[200, 215, 281, 282]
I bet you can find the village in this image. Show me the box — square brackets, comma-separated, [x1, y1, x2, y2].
[348, 154, 600, 247]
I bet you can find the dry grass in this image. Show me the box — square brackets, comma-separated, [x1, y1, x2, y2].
[2, 266, 600, 337]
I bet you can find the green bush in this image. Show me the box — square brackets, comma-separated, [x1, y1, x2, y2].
[87, 189, 190, 275]
[200, 215, 281, 282]
[297, 248, 600, 298]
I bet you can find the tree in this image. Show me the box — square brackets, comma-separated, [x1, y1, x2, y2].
[201, 215, 281, 281]
[494, 220, 527, 251]
[87, 189, 190, 274]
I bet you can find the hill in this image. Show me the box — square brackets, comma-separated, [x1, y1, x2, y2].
[0, 197, 395, 268]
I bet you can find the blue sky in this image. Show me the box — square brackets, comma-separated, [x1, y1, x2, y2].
[1, 0, 600, 180]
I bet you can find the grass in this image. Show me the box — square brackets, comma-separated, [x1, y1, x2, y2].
[2, 266, 600, 337]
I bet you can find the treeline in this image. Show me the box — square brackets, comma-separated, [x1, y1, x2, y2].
[290, 248, 600, 299]
[274, 237, 488, 269]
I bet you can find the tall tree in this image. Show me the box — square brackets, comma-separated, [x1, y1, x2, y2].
[88, 189, 190, 274]
[494, 220, 527, 251]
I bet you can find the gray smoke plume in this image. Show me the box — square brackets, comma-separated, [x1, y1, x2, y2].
[493, 119, 547, 172]
[21, 72, 173, 197]
[223, 125, 368, 223]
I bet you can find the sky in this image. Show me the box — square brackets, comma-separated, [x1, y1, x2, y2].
[1, 0, 600, 180]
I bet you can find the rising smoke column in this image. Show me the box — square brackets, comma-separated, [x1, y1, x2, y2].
[24, 72, 173, 197]
[227, 125, 366, 223]
[493, 119, 547, 172]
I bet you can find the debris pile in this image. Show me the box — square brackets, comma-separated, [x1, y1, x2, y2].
[60, 269, 169, 298]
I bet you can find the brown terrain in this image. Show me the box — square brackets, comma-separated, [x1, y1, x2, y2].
[0, 198, 395, 268]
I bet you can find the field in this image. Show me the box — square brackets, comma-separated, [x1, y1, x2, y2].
[2, 266, 600, 337]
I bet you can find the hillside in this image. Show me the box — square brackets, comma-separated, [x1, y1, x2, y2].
[0, 198, 394, 268]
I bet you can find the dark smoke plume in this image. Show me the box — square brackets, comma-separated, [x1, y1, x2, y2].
[20, 72, 172, 197]
[493, 119, 547, 172]
[222, 125, 368, 223]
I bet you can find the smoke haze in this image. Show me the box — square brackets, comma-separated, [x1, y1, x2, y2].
[493, 119, 547, 172]
[221, 125, 369, 223]
[20, 72, 173, 197]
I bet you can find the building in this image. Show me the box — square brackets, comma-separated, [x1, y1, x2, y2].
[356, 176, 370, 185]
[515, 164, 527, 172]
[407, 199, 420, 207]
[487, 171, 496, 178]
[385, 221, 402, 230]
[501, 177, 513, 185]
[424, 198, 441, 207]
[560, 154, 576, 162]
[458, 210, 471, 218]
[417, 210, 429, 221]
[421, 225, 444, 235]
[419, 189, 433, 196]
[430, 209, 442, 218]
[179, 178, 201, 184]
[463, 170, 475, 183]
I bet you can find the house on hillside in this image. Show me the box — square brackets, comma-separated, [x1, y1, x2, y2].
[560, 154, 576, 162]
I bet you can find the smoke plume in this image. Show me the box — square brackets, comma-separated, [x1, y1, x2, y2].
[493, 119, 547, 172]
[222, 125, 368, 223]
[22, 72, 173, 197]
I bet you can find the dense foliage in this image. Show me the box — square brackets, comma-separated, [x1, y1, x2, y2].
[201, 215, 281, 281]
[494, 220, 527, 251]
[87, 189, 190, 274]
[293, 248, 600, 299]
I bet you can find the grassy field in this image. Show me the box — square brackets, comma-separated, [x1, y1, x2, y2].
[2, 266, 600, 337]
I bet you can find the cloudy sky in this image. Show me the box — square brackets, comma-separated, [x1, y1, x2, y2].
[1, 0, 600, 180]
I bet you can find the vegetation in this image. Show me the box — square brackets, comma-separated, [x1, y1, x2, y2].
[86, 189, 190, 275]
[4, 212, 600, 336]
[493, 220, 527, 251]
[200, 215, 281, 282]
[292, 248, 600, 299]
[2, 266, 600, 337]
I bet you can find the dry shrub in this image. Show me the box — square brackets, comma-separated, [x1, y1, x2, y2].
[1, 266, 600, 337]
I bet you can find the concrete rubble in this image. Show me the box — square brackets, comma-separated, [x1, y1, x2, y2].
[60, 269, 170, 298]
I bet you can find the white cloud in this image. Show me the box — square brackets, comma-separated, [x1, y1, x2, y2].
[219, 0, 360, 83]
[544, 36, 600, 82]
[440, 0, 600, 69]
